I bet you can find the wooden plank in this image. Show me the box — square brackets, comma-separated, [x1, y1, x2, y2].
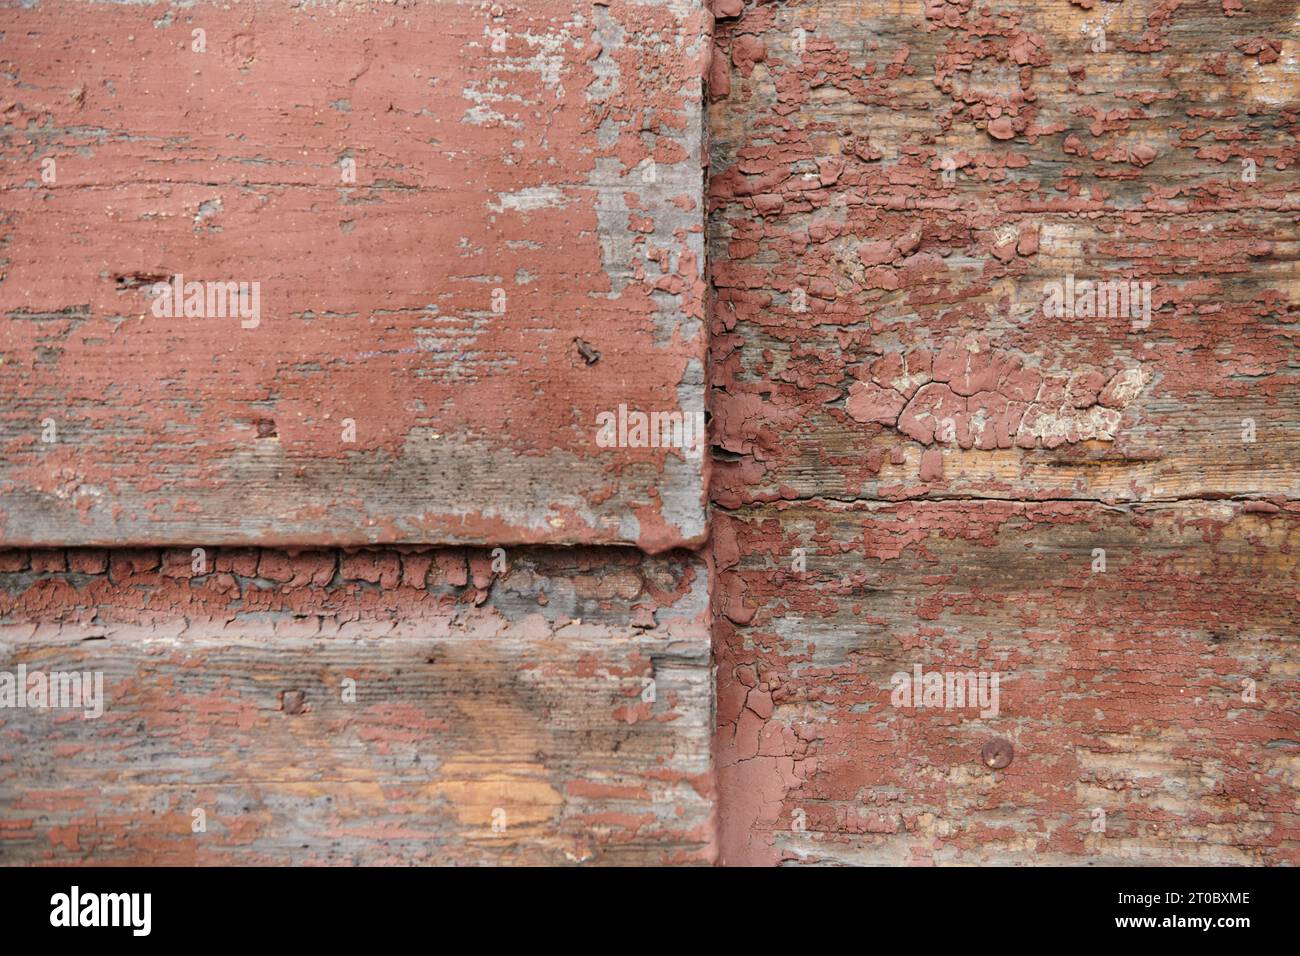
[0, 0, 710, 551]
[707, 0, 1299, 506]
[0, 546, 713, 864]
[713, 500, 1299, 866]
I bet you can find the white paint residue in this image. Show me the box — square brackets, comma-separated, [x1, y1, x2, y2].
[487, 186, 568, 213]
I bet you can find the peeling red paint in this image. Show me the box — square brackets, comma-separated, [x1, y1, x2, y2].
[0, 544, 713, 865]
[0, 0, 710, 552]
[707, 0, 1298, 865]
[1, 0, 1296, 870]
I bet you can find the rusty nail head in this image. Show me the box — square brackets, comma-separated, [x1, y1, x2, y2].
[574, 337, 600, 365]
[982, 738, 1013, 770]
[281, 690, 306, 715]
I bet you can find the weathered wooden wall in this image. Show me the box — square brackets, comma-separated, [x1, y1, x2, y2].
[2, 0, 1296, 869]
[707, 0, 1298, 864]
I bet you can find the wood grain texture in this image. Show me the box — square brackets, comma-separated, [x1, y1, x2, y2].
[706, 0, 1299, 866]
[0, 0, 711, 551]
[0, 546, 714, 864]
[707, 0, 1298, 506]
[713, 500, 1299, 865]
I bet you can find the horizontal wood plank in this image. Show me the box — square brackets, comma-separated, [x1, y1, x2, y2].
[713, 500, 1299, 865]
[707, 0, 1299, 506]
[0, 0, 710, 550]
[0, 546, 714, 864]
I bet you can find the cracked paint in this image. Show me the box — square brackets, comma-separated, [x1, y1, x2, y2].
[707, 0, 1298, 866]
[0, 543, 714, 865]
